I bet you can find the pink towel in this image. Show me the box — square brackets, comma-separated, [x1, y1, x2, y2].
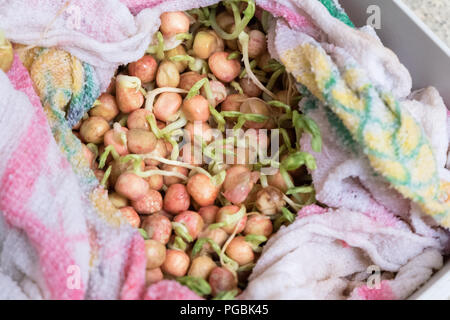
[0, 56, 146, 299]
[240, 205, 443, 300]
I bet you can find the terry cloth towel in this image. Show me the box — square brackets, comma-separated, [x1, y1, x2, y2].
[0, 55, 146, 300]
[267, 0, 450, 228]
[298, 88, 450, 249]
[240, 205, 444, 300]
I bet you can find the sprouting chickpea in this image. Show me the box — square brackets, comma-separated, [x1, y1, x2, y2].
[197, 228, 228, 254]
[161, 249, 190, 277]
[244, 213, 273, 237]
[215, 205, 248, 234]
[216, 11, 234, 30]
[104, 126, 129, 156]
[234, 130, 268, 165]
[209, 267, 237, 296]
[145, 239, 167, 269]
[143, 139, 168, 166]
[81, 144, 95, 169]
[188, 255, 217, 280]
[146, 268, 164, 286]
[115, 172, 149, 201]
[224, 24, 250, 50]
[116, 77, 144, 113]
[265, 117, 277, 130]
[178, 71, 206, 91]
[182, 95, 210, 122]
[163, 184, 190, 214]
[73, 120, 82, 130]
[220, 93, 248, 115]
[224, 24, 239, 50]
[94, 143, 105, 161]
[184, 122, 213, 145]
[126, 129, 157, 154]
[109, 192, 129, 208]
[225, 1, 247, 14]
[153, 92, 182, 122]
[225, 236, 254, 265]
[240, 98, 271, 129]
[231, 146, 256, 167]
[173, 211, 204, 240]
[193, 31, 218, 59]
[223, 165, 250, 189]
[89, 93, 119, 121]
[157, 121, 165, 130]
[207, 30, 225, 53]
[257, 52, 271, 72]
[105, 77, 116, 95]
[255, 186, 286, 215]
[163, 138, 172, 153]
[127, 108, 151, 131]
[94, 169, 108, 187]
[109, 157, 145, 186]
[143, 165, 163, 191]
[80, 116, 110, 144]
[208, 52, 241, 83]
[159, 12, 190, 37]
[128, 55, 158, 83]
[156, 60, 180, 88]
[222, 165, 259, 205]
[250, 128, 270, 151]
[239, 77, 262, 97]
[187, 173, 220, 207]
[180, 143, 201, 166]
[275, 90, 297, 107]
[243, 184, 262, 208]
[119, 206, 141, 228]
[158, 209, 175, 220]
[161, 164, 188, 186]
[165, 45, 188, 73]
[202, 80, 227, 107]
[267, 169, 291, 193]
[142, 214, 172, 245]
[238, 29, 267, 58]
[167, 234, 188, 252]
[198, 206, 219, 225]
[131, 189, 163, 215]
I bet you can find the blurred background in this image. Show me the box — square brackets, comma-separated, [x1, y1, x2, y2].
[404, 0, 450, 47]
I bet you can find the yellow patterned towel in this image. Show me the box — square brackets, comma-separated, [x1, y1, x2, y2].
[272, 20, 450, 228]
[23, 47, 128, 226]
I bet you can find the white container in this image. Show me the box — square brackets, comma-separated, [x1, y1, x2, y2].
[340, 0, 450, 300]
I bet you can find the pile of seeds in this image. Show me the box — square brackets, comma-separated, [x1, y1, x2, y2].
[72, 0, 320, 299]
